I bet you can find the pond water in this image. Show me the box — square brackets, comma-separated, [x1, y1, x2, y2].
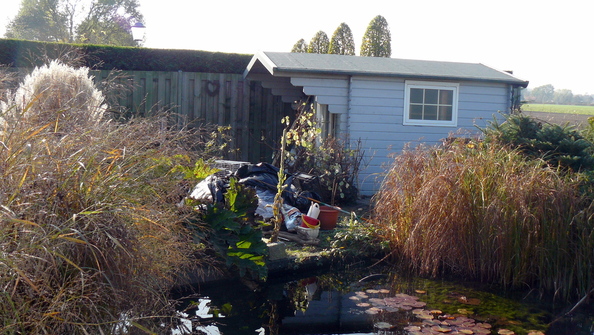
[173, 264, 593, 335]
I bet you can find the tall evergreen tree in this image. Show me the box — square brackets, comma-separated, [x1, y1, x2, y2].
[307, 31, 329, 54]
[291, 38, 308, 53]
[328, 22, 355, 55]
[4, 0, 143, 46]
[360, 15, 391, 57]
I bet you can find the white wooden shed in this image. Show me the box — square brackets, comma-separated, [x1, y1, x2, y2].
[244, 51, 529, 196]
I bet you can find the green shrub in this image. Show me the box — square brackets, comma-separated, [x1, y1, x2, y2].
[373, 139, 594, 301]
[480, 113, 594, 172]
[182, 174, 268, 280]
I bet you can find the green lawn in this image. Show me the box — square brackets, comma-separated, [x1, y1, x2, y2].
[523, 103, 594, 115]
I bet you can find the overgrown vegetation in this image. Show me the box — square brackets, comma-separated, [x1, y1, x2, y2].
[373, 113, 594, 301]
[183, 176, 269, 280]
[0, 60, 222, 333]
[277, 101, 363, 205]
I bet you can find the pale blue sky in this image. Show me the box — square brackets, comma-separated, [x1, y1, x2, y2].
[1, 0, 593, 94]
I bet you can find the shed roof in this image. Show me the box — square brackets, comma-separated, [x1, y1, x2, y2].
[245, 51, 528, 87]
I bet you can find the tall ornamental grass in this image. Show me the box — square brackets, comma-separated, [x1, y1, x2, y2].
[0, 62, 208, 333]
[373, 139, 594, 300]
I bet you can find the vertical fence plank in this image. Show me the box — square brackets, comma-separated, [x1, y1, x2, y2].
[61, 68, 293, 164]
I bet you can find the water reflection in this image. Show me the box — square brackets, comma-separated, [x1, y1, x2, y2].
[173, 265, 593, 335]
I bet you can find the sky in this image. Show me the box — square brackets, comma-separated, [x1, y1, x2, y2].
[1, 0, 593, 95]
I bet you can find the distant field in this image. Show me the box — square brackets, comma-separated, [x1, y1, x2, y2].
[523, 103, 594, 115]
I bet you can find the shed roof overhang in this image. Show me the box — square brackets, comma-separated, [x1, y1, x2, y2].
[244, 51, 529, 103]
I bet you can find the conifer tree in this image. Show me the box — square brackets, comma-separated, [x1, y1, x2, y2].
[360, 15, 391, 57]
[328, 22, 355, 55]
[291, 38, 308, 53]
[307, 31, 329, 54]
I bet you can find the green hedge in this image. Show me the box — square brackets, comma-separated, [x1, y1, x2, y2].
[0, 39, 253, 73]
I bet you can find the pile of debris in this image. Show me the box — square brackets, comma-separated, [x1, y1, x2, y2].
[187, 162, 336, 244]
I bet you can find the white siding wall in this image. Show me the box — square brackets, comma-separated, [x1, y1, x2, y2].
[293, 75, 512, 195]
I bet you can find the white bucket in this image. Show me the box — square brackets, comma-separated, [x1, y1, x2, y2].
[296, 226, 320, 240]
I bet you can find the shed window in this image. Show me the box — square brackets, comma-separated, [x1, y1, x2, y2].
[404, 81, 459, 127]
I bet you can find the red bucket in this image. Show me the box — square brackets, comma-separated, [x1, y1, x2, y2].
[301, 215, 320, 229]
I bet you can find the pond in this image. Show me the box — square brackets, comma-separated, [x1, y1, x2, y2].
[173, 263, 593, 335]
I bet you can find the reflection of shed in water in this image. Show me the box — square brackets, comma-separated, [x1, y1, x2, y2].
[281, 289, 373, 333]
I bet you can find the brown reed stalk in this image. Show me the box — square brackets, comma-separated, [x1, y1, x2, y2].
[373, 139, 594, 300]
[0, 63, 217, 333]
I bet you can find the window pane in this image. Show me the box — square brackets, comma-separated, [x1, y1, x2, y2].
[424, 105, 437, 120]
[439, 90, 453, 105]
[410, 88, 424, 104]
[425, 89, 438, 104]
[439, 106, 452, 120]
[410, 104, 423, 119]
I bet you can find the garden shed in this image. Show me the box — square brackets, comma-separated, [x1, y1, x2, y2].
[244, 51, 529, 195]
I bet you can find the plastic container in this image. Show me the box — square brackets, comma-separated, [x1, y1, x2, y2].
[306, 202, 320, 219]
[301, 215, 320, 229]
[296, 226, 319, 239]
[318, 206, 339, 230]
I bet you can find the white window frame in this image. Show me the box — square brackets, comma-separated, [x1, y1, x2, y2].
[403, 81, 459, 127]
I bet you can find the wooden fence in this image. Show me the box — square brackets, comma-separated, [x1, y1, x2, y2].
[5, 67, 294, 163]
[91, 70, 296, 163]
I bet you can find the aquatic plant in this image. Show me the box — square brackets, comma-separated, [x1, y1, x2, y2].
[373, 138, 594, 301]
[179, 158, 268, 279]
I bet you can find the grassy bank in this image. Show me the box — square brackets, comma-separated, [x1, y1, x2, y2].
[523, 103, 594, 115]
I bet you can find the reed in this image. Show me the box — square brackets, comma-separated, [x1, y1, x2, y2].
[373, 139, 594, 300]
[0, 62, 210, 333]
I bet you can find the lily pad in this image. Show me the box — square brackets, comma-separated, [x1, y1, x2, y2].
[374, 321, 393, 329]
[476, 323, 492, 329]
[365, 307, 381, 315]
[404, 325, 422, 331]
[431, 325, 453, 333]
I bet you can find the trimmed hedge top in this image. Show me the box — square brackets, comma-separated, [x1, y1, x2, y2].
[0, 39, 253, 74]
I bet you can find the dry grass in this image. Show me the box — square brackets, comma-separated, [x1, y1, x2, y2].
[372, 139, 594, 300]
[0, 62, 213, 333]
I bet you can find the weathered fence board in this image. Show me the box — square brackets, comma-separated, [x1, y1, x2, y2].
[90, 70, 295, 163]
[5, 67, 296, 162]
